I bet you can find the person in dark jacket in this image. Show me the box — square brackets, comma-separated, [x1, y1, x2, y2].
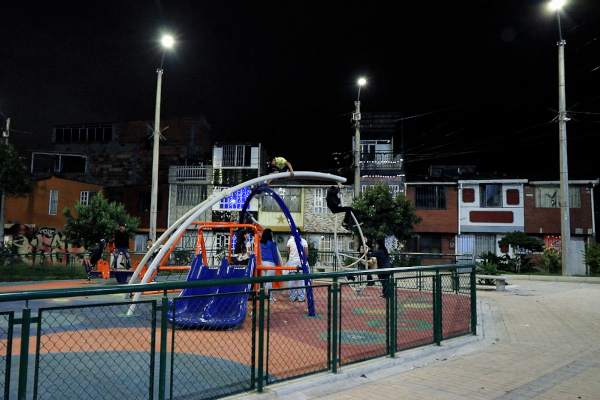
[89, 239, 106, 266]
[368, 238, 391, 298]
[326, 182, 354, 229]
[112, 223, 131, 269]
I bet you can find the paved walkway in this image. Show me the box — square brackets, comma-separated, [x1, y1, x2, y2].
[235, 279, 600, 400]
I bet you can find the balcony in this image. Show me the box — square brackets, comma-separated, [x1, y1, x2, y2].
[360, 151, 402, 173]
[169, 165, 209, 182]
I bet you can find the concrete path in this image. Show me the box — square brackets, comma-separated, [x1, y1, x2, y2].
[235, 279, 600, 400]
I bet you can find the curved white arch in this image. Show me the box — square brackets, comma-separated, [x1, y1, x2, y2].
[127, 171, 347, 309]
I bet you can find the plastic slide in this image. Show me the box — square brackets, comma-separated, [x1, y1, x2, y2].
[168, 255, 255, 328]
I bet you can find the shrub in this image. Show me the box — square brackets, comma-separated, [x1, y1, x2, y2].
[584, 242, 600, 275]
[539, 247, 561, 274]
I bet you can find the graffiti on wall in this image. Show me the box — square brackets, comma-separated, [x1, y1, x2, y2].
[4, 224, 87, 265]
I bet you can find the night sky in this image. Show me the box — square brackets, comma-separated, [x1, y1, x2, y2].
[2, 1, 599, 179]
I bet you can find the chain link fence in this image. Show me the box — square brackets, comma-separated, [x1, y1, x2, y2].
[0, 264, 475, 399]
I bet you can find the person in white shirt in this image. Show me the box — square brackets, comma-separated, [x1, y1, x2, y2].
[286, 228, 309, 302]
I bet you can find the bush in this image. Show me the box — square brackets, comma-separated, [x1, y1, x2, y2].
[584, 242, 600, 275]
[539, 247, 561, 274]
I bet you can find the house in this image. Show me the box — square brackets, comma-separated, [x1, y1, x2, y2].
[356, 112, 405, 194]
[406, 171, 598, 274]
[3, 175, 104, 263]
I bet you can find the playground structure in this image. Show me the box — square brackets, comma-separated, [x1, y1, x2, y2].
[84, 259, 134, 284]
[127, 171, 367, 324]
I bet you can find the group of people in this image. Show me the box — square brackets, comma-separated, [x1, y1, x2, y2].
[233, 226, 307, 302]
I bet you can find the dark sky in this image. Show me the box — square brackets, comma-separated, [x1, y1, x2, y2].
[2, 1, 599, 179]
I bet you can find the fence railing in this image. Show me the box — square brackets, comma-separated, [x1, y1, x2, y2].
[0, 264, 476, 400]
[0, 251, 474, 283]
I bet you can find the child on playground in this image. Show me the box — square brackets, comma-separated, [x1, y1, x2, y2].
[260, 229, 279, 302]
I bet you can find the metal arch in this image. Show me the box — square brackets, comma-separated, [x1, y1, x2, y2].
[239, 184, 315, 316]
[127, 171, 346, 310]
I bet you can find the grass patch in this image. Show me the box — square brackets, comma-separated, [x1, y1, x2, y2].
[0, 263, 88, 283]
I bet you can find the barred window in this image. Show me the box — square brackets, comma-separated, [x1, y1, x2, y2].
[413, 234, 442, 253]
[415, 185, 446, 209]
[480, 184, 502, 208]
[314, 188, 330, 214]
[49, 190, 58, 215]
[176, 185, 208, 206]
[535, 186, 581, 208]
[222, 145, 251, 167]
[263, 187, 301, 212]
[79, 191, 96, 206]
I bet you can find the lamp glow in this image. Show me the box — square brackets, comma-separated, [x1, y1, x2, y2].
[358, 78, 366, 86]
[161, 35, 174, 48]
[549, 0, 564, 10]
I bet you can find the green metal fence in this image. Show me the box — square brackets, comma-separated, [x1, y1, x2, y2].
[0, 264, 476, 399]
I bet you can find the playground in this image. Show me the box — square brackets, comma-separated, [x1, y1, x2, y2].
[0, 172, 475, 399]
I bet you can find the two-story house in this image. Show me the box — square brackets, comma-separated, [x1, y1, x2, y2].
[406, 170, 598, 274]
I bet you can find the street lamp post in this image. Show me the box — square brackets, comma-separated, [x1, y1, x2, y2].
[149, 35, 174, 243]
[550, 0, 571, 275]
[353, 78, 366, 199]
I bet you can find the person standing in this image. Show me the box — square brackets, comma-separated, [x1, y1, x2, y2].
[260, 229, 279, 302]
[286, 228, 309, 302]
[113, 223, 131, 269]
[368, 238, 391, 298]
[359, 235, 375, 286]
[326, 182, 354, 230]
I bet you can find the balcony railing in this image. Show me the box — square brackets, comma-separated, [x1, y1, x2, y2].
[171, 166, 208, 181]
[360, 151, 401, 170]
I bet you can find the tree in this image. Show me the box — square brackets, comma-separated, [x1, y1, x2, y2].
[0, 142, 33, 240]
[62, 192, 140, 249]
[351, 182, 422, 243]
[497, 231, 544, 273]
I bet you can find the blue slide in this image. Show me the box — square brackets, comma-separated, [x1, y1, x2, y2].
[168, 254, 255, 328]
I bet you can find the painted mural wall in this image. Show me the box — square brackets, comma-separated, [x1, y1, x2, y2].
[4, 223, 87, 265]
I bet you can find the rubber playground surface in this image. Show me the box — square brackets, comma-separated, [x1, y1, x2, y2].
[0, 278, 472, 399]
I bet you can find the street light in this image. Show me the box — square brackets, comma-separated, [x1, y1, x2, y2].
[149, 34, 174, 243]
[549, 0, 571, 275]
[353, 78, 366, 199]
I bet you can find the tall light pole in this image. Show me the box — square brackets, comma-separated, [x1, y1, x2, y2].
[353, 78, 366, 199]
[149, 34, 174, 243]
[550, 0, 571, 275]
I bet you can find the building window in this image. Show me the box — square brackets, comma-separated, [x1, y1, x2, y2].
[314, 188, 330, 214]
[263, 187, 301, 212]
[535, 187, 581, 208]
[221, 145, 251, 167]
[415, 185, 446, 209]
[80, 191, 96, 205]
[49, 190, 58, 215]
[139, 193, 162, 212]
[480, 184, 502, 208]
[219, 187, 251, 210]
[54, 124, 112, 143]
[411, 234, 442, 253]
[176, 185, 207, 206]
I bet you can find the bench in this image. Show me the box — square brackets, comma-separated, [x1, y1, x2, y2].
[476, 274, 509, 291]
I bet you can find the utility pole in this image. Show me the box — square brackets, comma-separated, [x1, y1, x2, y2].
[353, 78, 366, 199]
[550, 1, 571, 275]
[1, 118, 10, 242]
